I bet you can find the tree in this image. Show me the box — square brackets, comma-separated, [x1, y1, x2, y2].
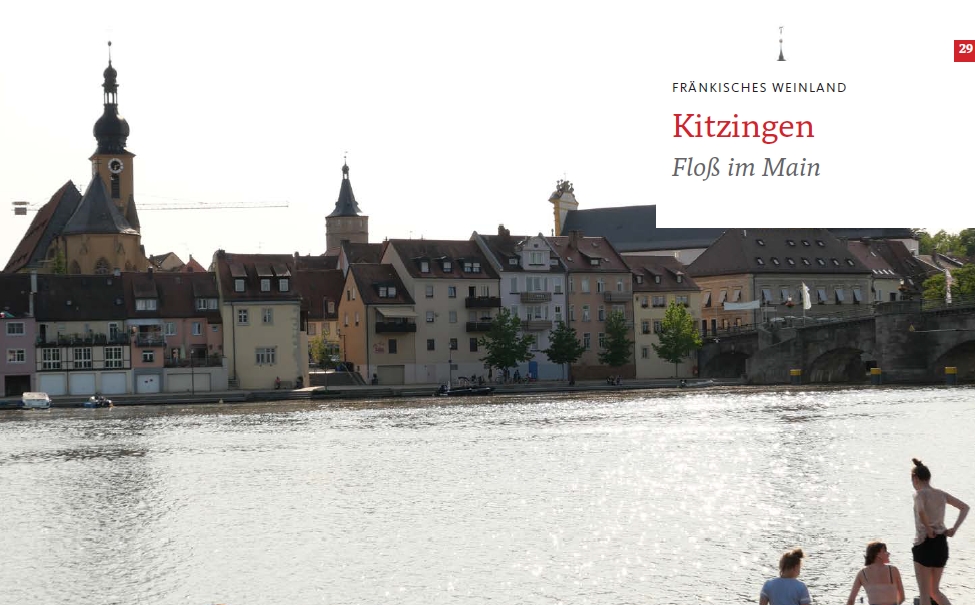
[478, 308, 534, 377]
[50, 249, 66, 275]
[921, 265, 975, 301]
[598, 310, 633, 370]
[651, 300, 704, 377]
[957, 228, 975, 257]
[542, 321, 586, 379]
[309, 335, 329, 368]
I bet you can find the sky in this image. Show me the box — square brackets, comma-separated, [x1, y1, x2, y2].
[2, 1, 974, 268]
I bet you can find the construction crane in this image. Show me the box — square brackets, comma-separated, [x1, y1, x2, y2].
[12, 195, 288, 215]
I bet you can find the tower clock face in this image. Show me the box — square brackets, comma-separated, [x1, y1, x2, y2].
[108, 158, 124, 174]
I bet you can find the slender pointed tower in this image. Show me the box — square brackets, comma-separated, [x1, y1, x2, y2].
[548, 179, 578, 236]
[325, 160, 368, 251]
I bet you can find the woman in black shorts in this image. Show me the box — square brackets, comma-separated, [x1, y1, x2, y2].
[910, 458, 969, 605]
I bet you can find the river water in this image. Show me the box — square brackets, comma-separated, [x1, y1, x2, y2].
[1, 386, 974, 605]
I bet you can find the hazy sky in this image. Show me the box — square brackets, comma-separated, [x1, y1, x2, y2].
[2, 1, 973, 267]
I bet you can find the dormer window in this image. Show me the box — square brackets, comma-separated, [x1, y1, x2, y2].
[388, 286, 396, 297]
[801, 258, 811, 265]
[816, 258, 826, 266]
[756, 238, 765, 246]
[590, 258, 599, 266]
[816, 240, 826, 247]
[443, 261, 452, 272]
[529, 251, 544, 265]
[379, 286, 388, 297]
[756, 257, 765, 266]
[801, 240, 811, 247]
[771, 257, 780, 265]
[831, 258, 840, 266]
[845, 259, 856, 266]
[472, 262, 481, 273]
[654, 275, 661, 284]
[676, 275, 683, 283]
[464, 262, 473, 272]
[508, 258, 518, 266]
[635, 275, 643, 284]
[786, 239, 796, 247]
[786, 257, 795, 266]
[279, 278, 289, 292]
[261, 278, 271, 292]
[235, 279, 245, 292]
[420, 261, 430, 273]
[136, 298, 158, 311]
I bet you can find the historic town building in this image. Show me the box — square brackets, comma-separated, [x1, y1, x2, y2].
[325, 162, 369, 253]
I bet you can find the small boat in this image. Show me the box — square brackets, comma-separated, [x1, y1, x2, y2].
[434, 384, 495, 397]
[83, 395, 113, 408]
[21, 392, 52, 409]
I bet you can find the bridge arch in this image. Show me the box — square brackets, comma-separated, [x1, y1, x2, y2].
[702, 351, 749, 379]
[807, 346, 877, 383]
[931, 339, 975, 382]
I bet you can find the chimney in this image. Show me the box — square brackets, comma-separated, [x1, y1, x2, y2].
[568, 229, 583, 248]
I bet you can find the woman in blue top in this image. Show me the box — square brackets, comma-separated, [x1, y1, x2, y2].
[760, 548, 811, 605]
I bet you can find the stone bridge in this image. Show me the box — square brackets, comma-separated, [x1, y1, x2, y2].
[698, 301, 975, 384]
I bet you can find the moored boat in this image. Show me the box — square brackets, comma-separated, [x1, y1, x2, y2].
[434, 384, 495, 397]
[21, 392, 52, 409]
[83, 395, 113, 408]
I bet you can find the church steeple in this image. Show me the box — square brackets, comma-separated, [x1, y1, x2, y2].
[93, 41, 130, 154]
[325, 157, 369, 251]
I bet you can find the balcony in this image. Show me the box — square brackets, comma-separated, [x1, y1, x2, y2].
[465, 296, 501, 309]
[36, 332, 131, 347]
[519, 292, 552, 303]
[466, 321, 493, 332]
[603, 291, 631, 303]
[134, 334, 166, 347]
[522, 319, 552, 332]
[375, 321, 417, 333]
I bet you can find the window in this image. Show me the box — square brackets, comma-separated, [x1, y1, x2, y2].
[732, 289, 742, 302]
[472, 262, 481, 273]
[801, 240, 811, 247]
[443, 261, 452, 272]
[238, 309, 249, 324]
[42, 348, 61, 370]
[388, 339, 398, 354]
[420, 261, 430, 273]
[261, 279, 271, 292]
[136, 299, 158, 311]
[641, 346, 650, 359]
[509, 258, 519, 266]
[786, 239, 796, 247]
[581, 278, 590, 293]
[569, 305, 575, 321]
[448, 286, 457, 298]
[635, 275, 643, 285]
[598, 306, 605, 321]
[801, 258, 811, 266]
[307, 323, 316, 336]
[816, 258, 826, 266]
[756, 257, 765, 266]
[846, 259, 856, 267]
[379, 286, 388, 298]
[262, 308, 273, 324]
[761, 289, 772, 304]
[142, 350, 155, 363]
[449, 310, 457, 323]
[105, 346, 123, 369]
[596, 279, 605, 293]
[654, 275, 661, 284]
[641, 320, 650, 334]
[816, 239, 826, 247]
[582, 305, 590, 321]
[6, 349, 25, 363]
[786, 257, 795, 266]
[279, 278, 289, 292]
[617, 279, 625, 292]
[480, 285, 490, 297]
[426, 311, 435, 323]
[852, 287, 863, 304]
[589, 258, 599, 266]
[703, 292, 711, 308]
[165, 322, 176, 336]
[74, 347, 92, 369]
[553, 278, 563, 294]
[612, 304, 624, 317]
[469, 338, 478, 352]
[212, 325, 219, 332]
[427, 339, 435, 351]
[6, 322, 25, 336]
[653, 320, 663, 333]
[235, 279, 245, 292]
[771, 257, 780, 266]
[719, 290, 728, 303]
[510, 277, 518, 293]
[255, 347, 276, 365]
[780, 287, 790, 303]
[529, 251, 543, 265]
[676, 295, 689, 306]
[568, 278, 574, 293]
[583, 332, 591, 349]
[817, 287, 828, 303]
[652, 295, 666, 308]
[354, 312, 360, 326]
[327, 301, 335, 314]
[554, 305, 562, 322]
[835, 288, 845, 304]
[598, 333, 606, 349]
[343, 313, 349, 327]
[756, 238, 766, 246]
[426, 285, 434, 298]
[831, 258, 840, 267]
[449, 338, 458, 350]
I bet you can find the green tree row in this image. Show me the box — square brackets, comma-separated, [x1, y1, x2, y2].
[914, 228, 975, 257]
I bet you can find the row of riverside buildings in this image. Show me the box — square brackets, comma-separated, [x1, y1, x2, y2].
[2, 54, 961, 397]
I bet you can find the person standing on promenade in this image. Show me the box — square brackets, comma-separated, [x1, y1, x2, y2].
[910, 458, 969, 605]
[844, 541, 904, 605]
[760, 548, 811, 605]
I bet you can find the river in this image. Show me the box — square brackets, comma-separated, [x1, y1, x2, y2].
[1, 386, 973, 604]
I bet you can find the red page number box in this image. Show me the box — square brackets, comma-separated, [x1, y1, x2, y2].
[956, 40, 975, 62]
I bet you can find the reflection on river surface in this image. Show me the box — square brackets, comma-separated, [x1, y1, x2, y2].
[1, 386, 974, 604]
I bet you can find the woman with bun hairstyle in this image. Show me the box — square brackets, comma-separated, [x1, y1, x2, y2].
[911, 458, 969, 605]
[844, 541, 904, 605]
[760, 548, 811, 605]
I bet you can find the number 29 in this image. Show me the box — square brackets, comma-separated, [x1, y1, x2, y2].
[960, 43, 974, 54]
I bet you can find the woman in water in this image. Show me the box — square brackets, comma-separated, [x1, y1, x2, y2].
[911, 458, 969, 605]
[760, 548, 810, 605]
[844, 541, 904, 605]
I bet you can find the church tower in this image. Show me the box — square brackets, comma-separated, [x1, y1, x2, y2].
[325, 161, 369, 251]
[549, 179, 578, 236]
